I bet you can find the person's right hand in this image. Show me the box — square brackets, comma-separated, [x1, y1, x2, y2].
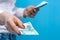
[0, 11, 25, 35]
[5, 16, 25, 35]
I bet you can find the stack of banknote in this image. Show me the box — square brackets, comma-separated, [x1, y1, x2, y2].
[18, 22, 39, 35]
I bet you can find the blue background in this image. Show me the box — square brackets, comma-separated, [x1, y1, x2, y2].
[16, 0, 60, 40]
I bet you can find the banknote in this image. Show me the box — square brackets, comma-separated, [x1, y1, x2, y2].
[18, 22, 39, 35]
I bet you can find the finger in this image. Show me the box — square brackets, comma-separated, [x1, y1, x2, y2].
[5, 23, 16, 34]
[15, 17, 25, 29]
[30, 15, 34, 18]
[9, 20, 21, 35]
[29, 14, 34, 18]
[29, 8, 38, 15]
[30, 11, 35, 15]
[33, 9, 36, 13]
[26, 6, 35, 11]
[35, 8, 39, 11]
[29, 10, 36, 16]
[33, 8, 39, 13]
[32, 8, 39, 16]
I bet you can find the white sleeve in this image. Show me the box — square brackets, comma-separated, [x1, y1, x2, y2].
[14, 8, 25, 18]
[0, 7, 5, 14]
[0, 9, 4, 13]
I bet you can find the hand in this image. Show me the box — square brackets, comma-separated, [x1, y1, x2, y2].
[5, 16, 25, 35]
[0, 12, 25, 35]
[24, 6, 39, 18]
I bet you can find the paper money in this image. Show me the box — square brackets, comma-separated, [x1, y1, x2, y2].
[18, 22, 39, 35]
[36, 1, 48, 8]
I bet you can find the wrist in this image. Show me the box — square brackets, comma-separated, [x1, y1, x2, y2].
[23, 9, 28, 18]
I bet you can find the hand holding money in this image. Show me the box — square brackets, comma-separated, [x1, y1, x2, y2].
[24, 1, 48, 18]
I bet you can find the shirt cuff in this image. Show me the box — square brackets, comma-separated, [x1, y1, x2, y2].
[14, 8, 25, 18]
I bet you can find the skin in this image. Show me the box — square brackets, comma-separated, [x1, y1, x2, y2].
[24, 6, 39, 18]
[0, 6, 39, 35]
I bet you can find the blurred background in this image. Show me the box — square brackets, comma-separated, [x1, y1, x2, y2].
[16, 0, 60, 40]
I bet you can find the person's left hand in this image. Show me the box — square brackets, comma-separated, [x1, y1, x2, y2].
[24, 6, 39, 18]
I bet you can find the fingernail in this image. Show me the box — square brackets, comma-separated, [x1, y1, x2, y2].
[22, 24, 25, 29]
[18, 32, 21, 35]
[18, 34, 21, 36]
